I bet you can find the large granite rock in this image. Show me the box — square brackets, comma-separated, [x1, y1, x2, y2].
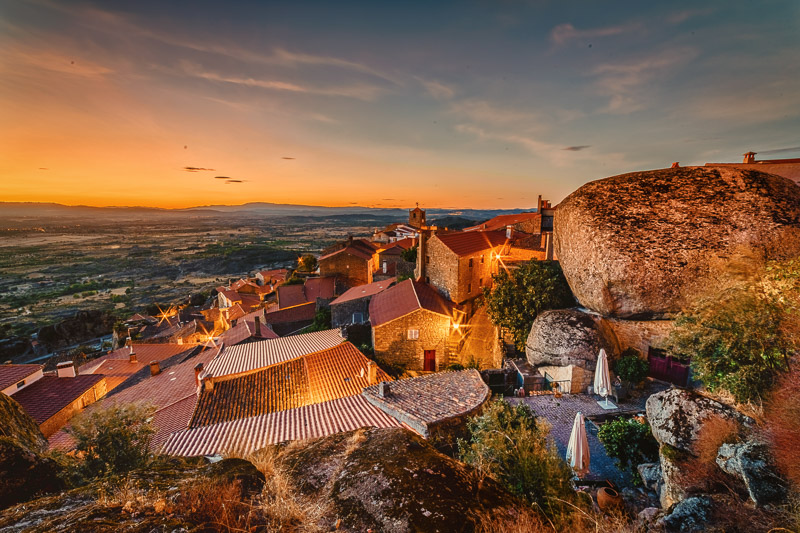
[554, 167, 800, 318]
[646, 388, 752, 453]
[657, 496, 713, 532]
[716, 441, 786, 507]
[525, 309, 618, 369]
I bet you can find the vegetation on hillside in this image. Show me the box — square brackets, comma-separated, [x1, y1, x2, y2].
[597, 417, 659, 482]
[483, 260, 575, 351]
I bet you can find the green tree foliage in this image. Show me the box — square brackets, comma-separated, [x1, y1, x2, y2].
[483, 260, 575, 351]
[614, 350, 649, 387]
[306, 306, 332, 332]
[401, 245, 417, 263]
[297, 254, 318, 272]
[667, 279, 794, 404]
[597, 417, 659, 483]
[458, 400, 576, 517]
[284, 276, 305, 286]
[68, 402, 156, 479]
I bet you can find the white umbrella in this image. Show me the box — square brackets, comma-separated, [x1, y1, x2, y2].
[594, 348, 614, 409]
[566, 411, 590, 478]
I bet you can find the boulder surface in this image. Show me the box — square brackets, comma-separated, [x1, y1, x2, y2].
[525, 309, 618, 369]
[716, 441, 786, 507]
[554, 167, 800, 318]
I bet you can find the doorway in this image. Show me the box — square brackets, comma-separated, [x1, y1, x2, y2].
[423, 350, 436, 372]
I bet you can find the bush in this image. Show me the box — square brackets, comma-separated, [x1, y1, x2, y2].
[306, 307, 331, 332]
[764, 370, 800, 490]
[68, 402, 156, 479]
[483, 260, 575, 351]
[297, 254, 318, 272]
[458, 400, 576, 518]
[614, 351, 648, 387]
[597, 417, 659, 482]
[401, 245, 417, 263]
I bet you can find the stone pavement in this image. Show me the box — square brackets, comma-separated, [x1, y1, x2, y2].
[507, 381, 670, 487]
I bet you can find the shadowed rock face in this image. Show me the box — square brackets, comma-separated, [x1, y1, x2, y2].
[525, 309, 618, 369]
[554, 167, 800, 318]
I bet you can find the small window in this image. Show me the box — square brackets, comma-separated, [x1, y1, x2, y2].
[468, 258, 473, 268]
[480, 255, 485, 264]
[467, 283, 472, 293]
[382, 261, 387, 274]
[353, 312, 364, 323]
[16, 380, 25, 389]
[426, 255, 430, 263]
[407, 329, 419, 340]
[479, 278, 483, 286]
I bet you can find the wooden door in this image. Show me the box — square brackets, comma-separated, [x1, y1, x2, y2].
[423, 350, 436, 372]
[648, 347, 690, 386]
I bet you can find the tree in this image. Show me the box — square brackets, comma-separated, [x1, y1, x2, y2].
[483, 260, 575, 351]
[458, 400, 576, 518]
[306, 306, 332, 332]
[297, 254, 318, 272]
[401, 245, 417, 263]
[667, 261, 797, 404]
[614, 350, 649, 387]
[68, 402, 156, 478]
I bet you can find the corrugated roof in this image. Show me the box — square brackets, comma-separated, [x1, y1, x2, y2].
[203, 328, 344, 378]
[369, 279, 454, 327]
[161, 395, 402, 457]
[150, 395, 201, 451]
[218, 319, 279, 345]
[305, 343, 391, 403]
[0, 364, 42, 391]
[433, 230, 508, 257]
[13, 374, 105, 425]
[330, 278, 396, 305]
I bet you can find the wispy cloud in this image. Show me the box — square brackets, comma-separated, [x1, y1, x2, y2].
[417, 77, 455, 100]
[550, 22, 641, 46]
[562, 145, 590, 151]
[2, 47, 113, 78]
[183, 166, 215, 172]
[591, 47, 697, 113]
[667, 8, 714, 25]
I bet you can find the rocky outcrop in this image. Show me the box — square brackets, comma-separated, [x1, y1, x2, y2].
[657, 496, 713, 532]
[646, 388, 752, 452]
[716, 441, 786, 507]
[0, 394, 64, 510]
[638, 462, 662, 493]
[525, 309, 618, 368]
[554, 167, 800, 318]
[37, 310, 116, 351]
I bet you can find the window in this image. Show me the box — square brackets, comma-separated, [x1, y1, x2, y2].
[407, 329, 419, 340]
[15, 380, 25, 389]
[481, 255, 485, 264]
[382, 261, 387, 274]
[353, 312, 364, 323]
[467, 283, 472, 293]
[468, 258, 474, 268]
[479, 278, 483, 286]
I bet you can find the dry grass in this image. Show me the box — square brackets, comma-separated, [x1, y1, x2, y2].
[177, 478, 257, 532]
[474, 499, 643, 533]
[764, 370, 800, 490]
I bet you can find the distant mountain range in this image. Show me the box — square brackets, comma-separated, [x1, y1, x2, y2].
[0, 202, 537, 222]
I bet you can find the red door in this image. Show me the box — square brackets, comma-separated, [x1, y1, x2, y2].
[423, 350, 436, 372]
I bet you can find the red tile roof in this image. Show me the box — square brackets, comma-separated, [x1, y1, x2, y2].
[464, 212, 540, 232]
[87, 359, 148, 392]
[161, 394, 402, 456]
[265, 301, 316, 325]
[224, 303, 247, 322]
[378, 237, 416, 255]
[0, 364, 42, 391]
[13, 374, 105, 425]
[277, 284, 307, 308]
[433, 230, 509, 257]
[304, 343, 391, 403]
[369, 279, 455, 327]
[304, 277, 335, 301]
[218, 318, 279, 345]
[319, 245, 373, 262]
[330, 278, 396, 305]
[79, 343, 198, 375]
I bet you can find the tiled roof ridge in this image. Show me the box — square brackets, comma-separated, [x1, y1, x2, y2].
[410, 279, 423, 310]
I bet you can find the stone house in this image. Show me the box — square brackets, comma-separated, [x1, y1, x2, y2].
[417, 230, 510, 308]
[375, 237, 416, 278]
[318, 238, 378, 293]
[370, 279, 459, 372]
[330, 278, 396, 327]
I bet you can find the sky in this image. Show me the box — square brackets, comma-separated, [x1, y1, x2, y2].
[1, 0, 799, 209]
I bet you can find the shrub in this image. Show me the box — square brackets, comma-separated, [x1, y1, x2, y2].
[306, 307, 332, 332]
[297, 254, 318, 272]
[764, 370, 800, 490]
[483, 260, 575, 351]
[401, 245, 417, 263]
[458, 400, 576, 518]
[614, 352, 648, 387]
[597, 417, 659, 482]
[68, 402, 156, 479]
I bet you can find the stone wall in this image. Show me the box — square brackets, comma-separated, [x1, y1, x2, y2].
[331, 298, 370, 327]
[602, 317, 674, 357]
[40, 377, 107, 438]
[319, 253, 373, 292]
[425, 238, 459, 301]
[425, 238, 499, 305]
[372, 309, 454, 371]
[536, 364, 591, 394]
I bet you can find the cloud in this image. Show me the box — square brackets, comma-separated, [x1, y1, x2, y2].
[591, 47, 697, 113]
[667, 8, 714, 25]
[758, 146, 800, 155]
[562, 145, 590, 151]
[183, 166, 215, 172]
[449, 99, 542, 127]
[3, 48, 113, 78]
[282, 157, 295, 160]
[417, 77, 455, 100]
[214, 176, 231, 180]
[550, 22, 640, 46]
[225, 179, 245, 183]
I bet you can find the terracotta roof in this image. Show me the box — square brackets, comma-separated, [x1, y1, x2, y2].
[162, 395, 402, 456]
[433, 230, 509, 257]
[258, 268, 289, 281]
[369, 279, 455, 327]
[150, 395, 201, 451]
[379, 237, 415, 254]
[219, 289, 242, 303]
[304, 277, 335, 301]
[126, 313, 156, 323]
[237, 293, 263, 308]
[87, 359, 148, 392]
[219, 318, 279, 345]
[224, 303, 247, 322]
[464, 212, 540, 232]
[0, 364, 42, 391]
[277, 284, 307, 308]
[362, 370, 489, 436]
[319, 244, 374, 262]
[265, 302, 316, 328]
[13, 374, 105, 425]
[79, 343, 198, 375]
[331, 278, 396, 305]
[203, 328, 345, 378]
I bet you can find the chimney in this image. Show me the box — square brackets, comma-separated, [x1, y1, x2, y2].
[671, 162, 680, 168]
[743, 151, 756, 164]
[506, 225, 513, 239]
[56, 361, 76, 378]
[378, 381, 391, 398]
[194, 362, 204, 389]
[129, 346, 137, 364]
[254, 316, 262, 337]
[149, 360, 160, 376]
[367, 361, 377, 385]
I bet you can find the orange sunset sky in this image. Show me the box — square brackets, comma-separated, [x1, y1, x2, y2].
[1, 1, 799, 209]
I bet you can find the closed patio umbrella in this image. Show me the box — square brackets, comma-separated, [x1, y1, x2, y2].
[594, 348, 615, 409]
[566, 411, 590, 478]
